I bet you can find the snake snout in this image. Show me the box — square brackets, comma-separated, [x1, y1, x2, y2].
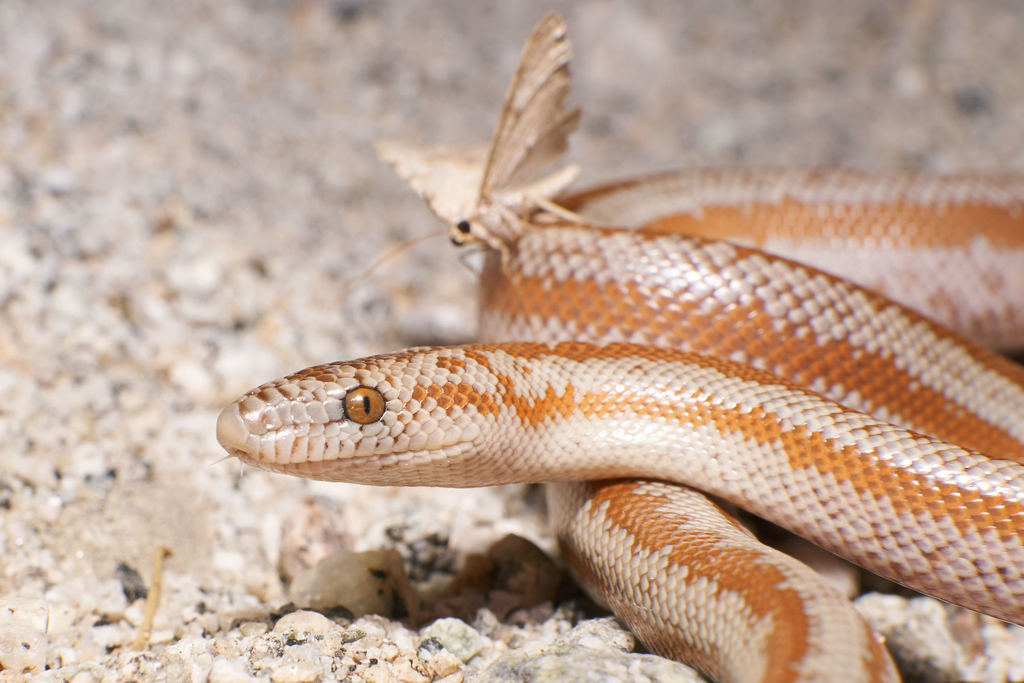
[216, 402, 252, 458]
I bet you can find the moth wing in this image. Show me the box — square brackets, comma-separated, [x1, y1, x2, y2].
[375, 140, 486, 226]
[489, 163, 580, 216]
[479, 11, 580, 200]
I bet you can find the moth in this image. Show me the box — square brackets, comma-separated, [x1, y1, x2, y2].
[376, 12, 582, 257]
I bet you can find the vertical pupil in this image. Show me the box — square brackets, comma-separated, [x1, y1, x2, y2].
[361, 395, 370, 415]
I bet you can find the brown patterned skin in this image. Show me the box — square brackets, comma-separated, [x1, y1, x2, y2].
[218, 171, 1024, 683]
[478, 224, 1024, 460]
[550, 480, 899, 682]
[561, 170, 1024, 351]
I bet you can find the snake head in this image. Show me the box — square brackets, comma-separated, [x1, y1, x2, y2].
[215, 347, 501, 486]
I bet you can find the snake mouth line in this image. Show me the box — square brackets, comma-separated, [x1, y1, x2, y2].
[224, 441, 479, 487]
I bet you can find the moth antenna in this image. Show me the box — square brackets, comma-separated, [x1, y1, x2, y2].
[340, 229, 446, 298]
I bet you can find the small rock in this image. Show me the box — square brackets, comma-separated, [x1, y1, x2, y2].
[340, 627, 367, 644]
[238, 621, 270, 637]
[856, 593, 960, 680]
[208, 656, 258, 683]
[392, 655, 432, 683]
[115, 562, 148, 603]
[290, 548, 419, 620]
[418, 637, 464, 677]
[277, 500, 349, 585]
[124, 602, 146, 628]
[424, 534, 564, 623]
[485, 535, 563, 612]
[2, 599, 50, 632]
[470, 618, 700, 683]
[0, 616, 48, 674]
[273, 610, 339, 638]
[91, 623, 133, 651]
[555, 617, 635, 653]
[421, 618, 486, 663]
[269, 660, 322, 683]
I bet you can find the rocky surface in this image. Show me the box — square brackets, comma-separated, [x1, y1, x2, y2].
[2, 1, 1023, 681]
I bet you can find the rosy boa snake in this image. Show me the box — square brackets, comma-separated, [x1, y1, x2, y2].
[216, 13, 1024, 683]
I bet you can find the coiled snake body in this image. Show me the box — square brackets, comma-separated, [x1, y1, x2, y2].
[216, 14, 1024, 683]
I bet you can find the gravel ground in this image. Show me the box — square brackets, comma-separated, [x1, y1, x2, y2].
[2, 1, 1024, 681]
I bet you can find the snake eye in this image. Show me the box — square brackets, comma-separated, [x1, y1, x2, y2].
[344, 386, 386, 424]
[455, 220, 471, 234]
